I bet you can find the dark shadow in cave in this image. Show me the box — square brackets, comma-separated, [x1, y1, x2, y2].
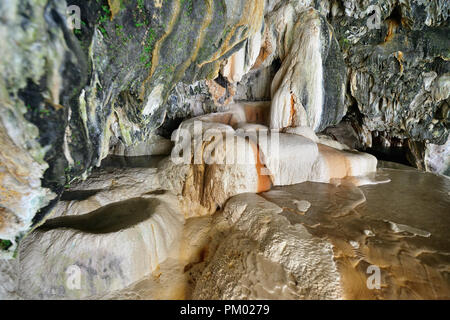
[60, 189, 103, 201]
[38, 197, 159, 234]
[323, 103, 420, 168]
[365, 134, 412, 167]
[99, 155, 166, 168]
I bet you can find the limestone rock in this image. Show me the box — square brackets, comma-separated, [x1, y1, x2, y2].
[0, 0, 272, 250]
[331, 0, 449, 145]
[283, 126, 319, 142]
[269, 8, 346, 131]
[167, 109, 272, 216]
[3, 163, 448, 299]
[0, 0, 445, 254]
[192, 193, 343, 299]
[221, 30, 263, 83]
[293, 200, 311, 213]
[0, 0, 68, 257]
[163, 102, 378, 214]
[260, 133, 320, 185]
[425, 136, 450, 176]
[0, 0, 449, 303]
[110, 135, 173, 157]
[46, 166, 162, 222]
[17, 192, 184, 299]
[163, 101, 378, 212]
[0, 258, 19, 299]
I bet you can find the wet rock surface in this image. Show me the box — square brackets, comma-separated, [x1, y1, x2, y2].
[261, 166, 450, 299]
[0, 0, 265, 251]
[2, 162, 448, 299]
[0, 0, 449, 300]
[1, 0, 449, 254]
[326, 0, 449, 171]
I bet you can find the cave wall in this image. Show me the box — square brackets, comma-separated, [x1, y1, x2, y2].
[0, 0, 448, 257]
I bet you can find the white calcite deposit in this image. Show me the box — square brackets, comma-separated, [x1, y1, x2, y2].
[166, 105, 272, 216]
[1, 0, 449, 302]
[0, 97, 379, 299]
[192, 193, 342, 299]
[0, 124, 55, 258]
[270, 9, 325, 131]
[425, 136, 450, 176]
[16, 192, 184, 299]
[110, 135, 173, 157]
[221, 30, 263, 83]
[167, 101, 377, 192]
[1, 158, 448, 299]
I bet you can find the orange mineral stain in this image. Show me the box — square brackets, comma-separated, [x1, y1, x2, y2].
[318, 144, 351, 179]
[384, 19, 399, 42]
[243, 104, 269, 124]
[249, 141, 272, 193]
[289, 94, 296, 127]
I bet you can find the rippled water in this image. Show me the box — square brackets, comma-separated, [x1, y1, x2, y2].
[262, 163, 450, 299]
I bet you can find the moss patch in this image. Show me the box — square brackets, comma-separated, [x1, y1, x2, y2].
[0, 239, 12, 251]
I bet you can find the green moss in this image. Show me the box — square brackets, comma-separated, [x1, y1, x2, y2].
[339, 37, 351, 51]
[181, 0, 193, 16]
[118, 119, 133, 145]
[137, 0, 145, 10]
[0, 239, 12, 251]
[97, 3, 112, 37]
[39, 107, 51, 117]
[140, 27, 157, 69]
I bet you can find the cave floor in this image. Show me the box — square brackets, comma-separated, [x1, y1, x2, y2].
[90, 163, 449, 300]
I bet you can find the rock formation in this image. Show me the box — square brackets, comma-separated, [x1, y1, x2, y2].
[0, 0, 449, 300]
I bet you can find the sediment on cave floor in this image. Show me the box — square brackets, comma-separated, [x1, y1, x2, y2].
[0, 0, 449, 300]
